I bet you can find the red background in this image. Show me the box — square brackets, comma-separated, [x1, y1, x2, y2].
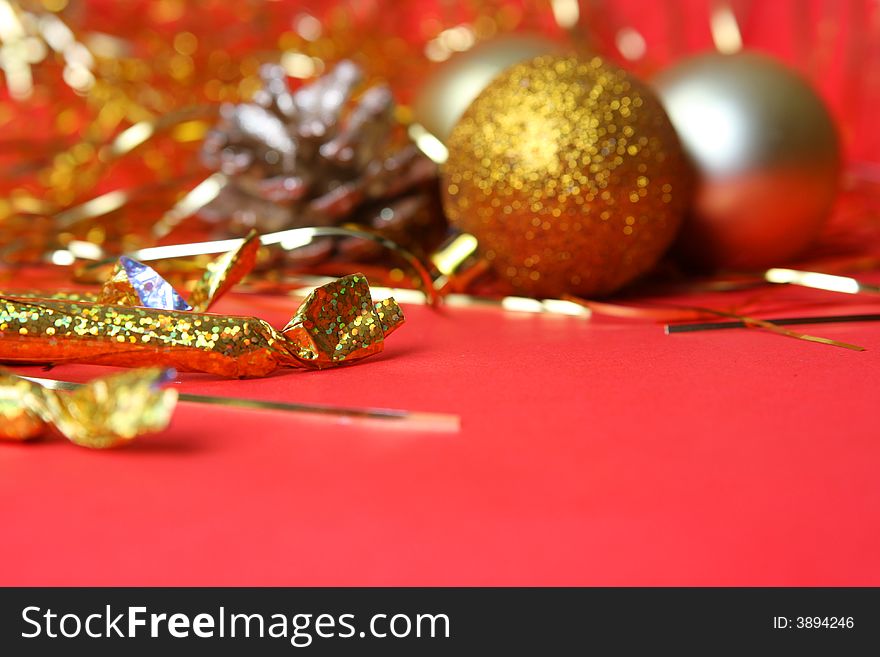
[2, 273, 879, 585]
[1, 1, 879, 585]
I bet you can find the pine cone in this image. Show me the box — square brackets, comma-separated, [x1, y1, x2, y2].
[199, 61, 446, 265]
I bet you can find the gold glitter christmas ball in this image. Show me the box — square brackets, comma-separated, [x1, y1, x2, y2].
[442, 55, 692, 298]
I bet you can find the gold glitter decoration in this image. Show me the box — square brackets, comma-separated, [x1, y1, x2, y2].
[0, 373, 46, 441]
[0, 291, 96, 303]
[442, 55, 692, 298]
[282, 285, 403, 368]
[3, 232, 259, 311]
[97, 257, 190, 310]
[99, 263, 154, 308]
[187, 230, 260, 312]
[0, 367, 177, 448]
[0, 274, 403, 378]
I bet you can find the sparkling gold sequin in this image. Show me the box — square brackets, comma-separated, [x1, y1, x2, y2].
[442, 55, 692, 297]
[0, 275, 402, 377]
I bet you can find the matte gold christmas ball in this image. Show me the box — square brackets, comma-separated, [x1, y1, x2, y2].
[413, 35, 560, 143]
[654, 52, 841, 270]
[442, 55, 692, 298]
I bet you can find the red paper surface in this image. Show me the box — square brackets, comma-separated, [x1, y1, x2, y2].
[1, 0, 879, 586]
[2, 275, 879, 585]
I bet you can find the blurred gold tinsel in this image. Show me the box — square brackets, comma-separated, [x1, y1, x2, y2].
[3, 0, 878, 303]
[0, 0, 567, 268]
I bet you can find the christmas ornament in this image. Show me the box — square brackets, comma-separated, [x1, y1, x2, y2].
[0, 274, 403, 378]
[653, 52, 841, 270]
[442, 54, 691, 298]
[0, 368, 176, 449]
[413, 34, 560, 143]
[199, 61, 445, 264]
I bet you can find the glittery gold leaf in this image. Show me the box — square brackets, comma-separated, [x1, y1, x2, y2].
[0, 275, 402, 377]
[50, 368, 178, 448]
[282, 273, 404, 367]
[187, 230, 260, 312]
[0, 368, 177, 448]
[98, 256, 192, 310]
[0, 372, 47, 441]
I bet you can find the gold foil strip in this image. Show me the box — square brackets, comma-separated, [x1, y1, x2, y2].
[0, 274, 403, 377]
[187, 230, 260, 311]
[24, 374, 461, 433]
[5, 232, 259, 311]
[765, 268, 880, 295]
[239, 274, 591, 317]
[55, 225, 441, 306]
[0, 367, 177, 448]
[564, 296, 866, 351]
[686, 309, 867, 351]
[666, 313, 880, 333]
